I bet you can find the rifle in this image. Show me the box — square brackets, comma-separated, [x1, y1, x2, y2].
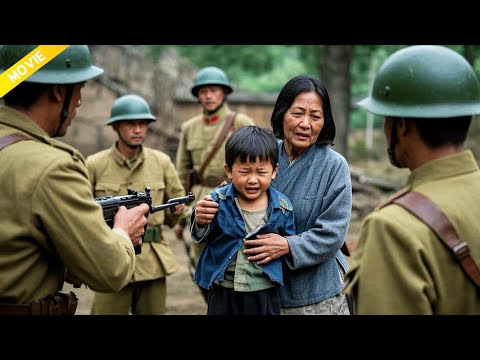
[95, 187, 195, 254]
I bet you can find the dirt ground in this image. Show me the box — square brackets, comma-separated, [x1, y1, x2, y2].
[66, 227, 364, 316]
[64, 227, 208, 315]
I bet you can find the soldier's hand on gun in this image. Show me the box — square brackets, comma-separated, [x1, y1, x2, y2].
[113, 204, 149, 247]
[172, 204, 185, 216]
[194, 194, 219, 225]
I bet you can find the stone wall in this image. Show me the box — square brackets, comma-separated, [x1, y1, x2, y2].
[62, 45, 277, 160]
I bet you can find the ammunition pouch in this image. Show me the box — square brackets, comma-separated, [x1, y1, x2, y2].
[144, 225, 162, 243]
[0, 291, 78, 315]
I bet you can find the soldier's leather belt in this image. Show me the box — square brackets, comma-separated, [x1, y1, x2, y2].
[0, 291, 78, 315]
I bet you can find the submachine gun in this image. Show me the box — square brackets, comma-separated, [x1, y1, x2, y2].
[96, 187, 195, 254]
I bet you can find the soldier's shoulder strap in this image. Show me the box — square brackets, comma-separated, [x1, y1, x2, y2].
[393, 191, 480, 288]
[375, 186, 411, 210]
[0, 133, 32, 150]
[198, 112, 236, 178]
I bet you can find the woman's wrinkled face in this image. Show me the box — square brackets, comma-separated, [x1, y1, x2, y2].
[283, 91, 324, 155]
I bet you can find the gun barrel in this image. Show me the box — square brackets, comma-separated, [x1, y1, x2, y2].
[166, 192, 195, 205]
[150, 193, 195, 214]
[150, 203, 175, 213]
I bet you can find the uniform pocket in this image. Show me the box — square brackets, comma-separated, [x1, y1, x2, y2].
[95, 182, 121, 197]
[146, 181, 165, 191]
[186, 139, 204, 152]
[186, 139, 207, 167]
[146, 181, 166, 203]
[146, 181, 167, 224]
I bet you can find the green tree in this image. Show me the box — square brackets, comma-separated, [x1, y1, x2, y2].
[140, 45, 314, 92]
[138, 45, 480, 158]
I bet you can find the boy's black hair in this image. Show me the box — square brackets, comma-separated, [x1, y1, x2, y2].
[225, 125, 278, 169]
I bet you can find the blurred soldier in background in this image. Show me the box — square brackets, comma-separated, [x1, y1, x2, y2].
[86, 94, 186, 315]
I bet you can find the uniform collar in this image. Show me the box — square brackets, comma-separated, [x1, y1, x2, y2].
[0, 105, 83, 159]
[0, 105, 51, 139]
[111, 142, 145, 167]
[202, 103, 231, 124]
[407, 150, 478, 188]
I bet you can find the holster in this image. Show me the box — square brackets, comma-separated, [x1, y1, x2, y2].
[31, 291, 78, 315]
[0, 291, 78, 315]
[144, 225, 162, 243]
[185, 169, 200, 192]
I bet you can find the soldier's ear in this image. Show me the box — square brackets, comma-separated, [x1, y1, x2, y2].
[49, 84, 63, 103]
[398, 117, 411, 136]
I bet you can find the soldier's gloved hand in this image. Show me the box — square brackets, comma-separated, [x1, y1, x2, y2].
[172, 204, 185, 216]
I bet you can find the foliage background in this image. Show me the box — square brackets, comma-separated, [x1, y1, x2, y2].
[134, 45, 480, 162]
[137, 45, 480, 130]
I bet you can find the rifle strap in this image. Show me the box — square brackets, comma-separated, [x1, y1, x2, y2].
[0, 133, 32, 150]
[393, 191, 480, 288]
[197, 112, 236, 179]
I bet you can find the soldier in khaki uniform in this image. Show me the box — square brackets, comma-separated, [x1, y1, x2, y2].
[0, 45, 149, 315]
[343, 45, 480, 314]
[174, 66, 255, 302]
[87, 94, 186, 315]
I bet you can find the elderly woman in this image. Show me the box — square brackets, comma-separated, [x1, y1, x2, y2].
[193, 75, 352, 314]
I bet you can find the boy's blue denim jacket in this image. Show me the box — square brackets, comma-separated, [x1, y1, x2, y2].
[192, 183, 296, 290]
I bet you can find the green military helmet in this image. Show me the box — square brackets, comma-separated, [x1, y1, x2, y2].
[106, 94, 157, 125]
[357, 45, 480, 118]
[0, 45, 103, 84]
[191, 66, 233, 97]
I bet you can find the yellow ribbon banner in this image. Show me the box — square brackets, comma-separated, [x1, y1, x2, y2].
[0, 45, 69, 97]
